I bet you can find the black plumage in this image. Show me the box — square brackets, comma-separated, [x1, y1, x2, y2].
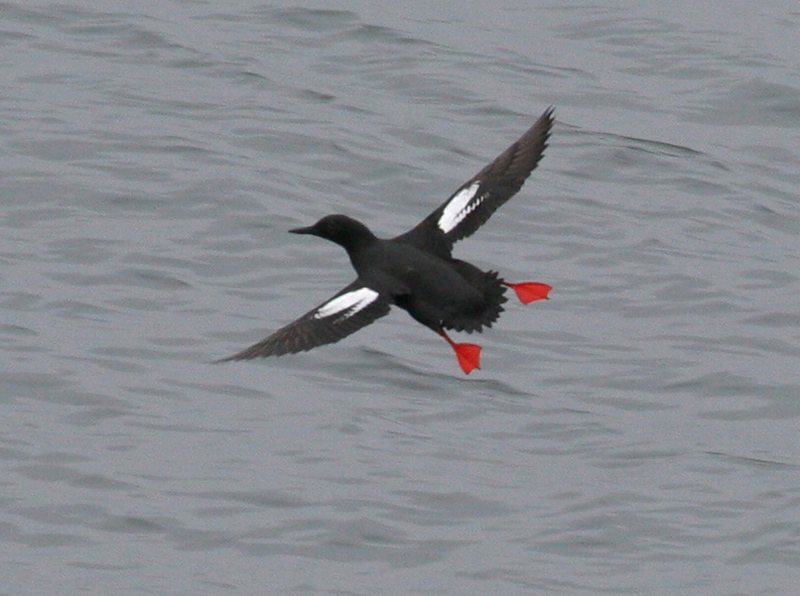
[218, 108, 554, 373]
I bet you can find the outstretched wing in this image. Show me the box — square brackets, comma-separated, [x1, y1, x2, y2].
[217, 281, 392, 361]
[394, 107, 554, 258]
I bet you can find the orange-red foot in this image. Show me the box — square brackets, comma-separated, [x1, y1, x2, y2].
[503, 281, 551, 304]
[436, 328, 481, 374]
[452, 342, 481, 374]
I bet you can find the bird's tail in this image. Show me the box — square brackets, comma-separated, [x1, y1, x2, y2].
[445, 262, 507, 333]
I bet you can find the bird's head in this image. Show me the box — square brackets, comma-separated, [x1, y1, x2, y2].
[291, 214, 376, 251]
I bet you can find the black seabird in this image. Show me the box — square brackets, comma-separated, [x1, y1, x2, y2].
[219, 108, 554, 373]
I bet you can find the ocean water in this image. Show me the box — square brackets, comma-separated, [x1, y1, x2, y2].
[2, 1, 799, 595]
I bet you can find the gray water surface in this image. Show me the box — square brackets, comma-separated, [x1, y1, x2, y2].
[2, 2, 800, 595]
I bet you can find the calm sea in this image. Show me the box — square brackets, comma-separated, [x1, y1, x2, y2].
[2, 1, 799, 594]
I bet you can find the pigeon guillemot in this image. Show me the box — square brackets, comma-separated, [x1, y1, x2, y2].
[219, 107, 554, 374]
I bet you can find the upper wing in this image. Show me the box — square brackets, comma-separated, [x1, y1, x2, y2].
[217, 280, 392, 361]
[394, 107, 554, 258]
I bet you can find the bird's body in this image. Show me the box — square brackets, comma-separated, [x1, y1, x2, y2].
[219, 108, 555, 373]
[351, 236, 505, 332]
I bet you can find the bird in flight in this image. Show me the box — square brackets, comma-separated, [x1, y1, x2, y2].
[219, 108, 554, 373]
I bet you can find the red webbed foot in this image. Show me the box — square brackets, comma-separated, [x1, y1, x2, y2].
[503, 281, 551, 304]
[436, 328, 481, 374]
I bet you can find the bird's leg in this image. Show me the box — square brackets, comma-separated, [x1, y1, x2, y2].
[502, 281, 551, 304]
[436, 328, 481, 374]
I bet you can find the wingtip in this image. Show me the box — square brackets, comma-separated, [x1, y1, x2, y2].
[212, 351, 249, 364]
[534, 106, 556, 144]
[538, 106, 556, 139]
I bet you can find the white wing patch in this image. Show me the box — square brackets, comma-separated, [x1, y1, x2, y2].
[314, 287, 380, 320]
[437, 182, 483, 234]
